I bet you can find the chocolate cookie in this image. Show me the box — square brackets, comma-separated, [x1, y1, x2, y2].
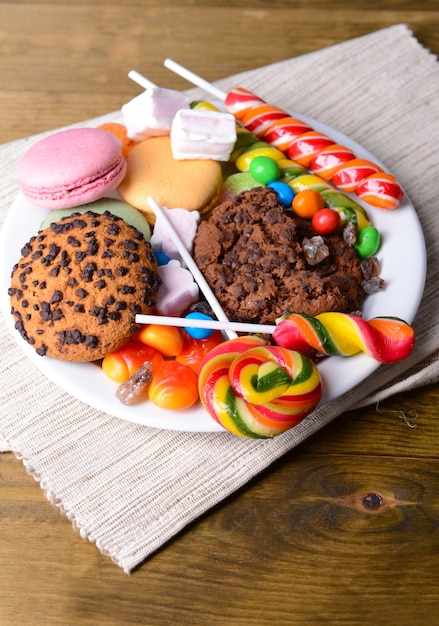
[193, 188, 367, 324]
[9, 211, 160, 361]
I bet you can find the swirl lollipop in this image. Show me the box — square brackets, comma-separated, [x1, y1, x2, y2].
[198, 336, 322, 438]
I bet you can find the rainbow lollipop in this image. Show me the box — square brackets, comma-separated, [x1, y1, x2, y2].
[198, 336, 322, 438]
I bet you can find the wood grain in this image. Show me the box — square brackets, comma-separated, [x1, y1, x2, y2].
[1, 2, 438, 624]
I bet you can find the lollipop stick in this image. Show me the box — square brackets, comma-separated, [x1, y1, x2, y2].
[135, 314, 275, 336]
[147, 197, 238, 340]
[128, 70, 157, 90]
[163, 58, 226, 102]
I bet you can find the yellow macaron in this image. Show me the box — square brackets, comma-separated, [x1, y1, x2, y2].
[118, 136, 223, 224]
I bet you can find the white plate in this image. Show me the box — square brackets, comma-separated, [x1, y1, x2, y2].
[0, 115, 426, 432]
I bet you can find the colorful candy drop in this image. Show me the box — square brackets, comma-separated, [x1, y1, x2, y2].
[292, 189, 324, 219]
[184, 312, 215, 340]
[311, 208, 341, 235]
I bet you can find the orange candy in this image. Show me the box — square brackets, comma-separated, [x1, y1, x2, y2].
[98, 122, 137, 158]
[135, 324, 184, 357]
[176, 330, 224, 375]
[292, 189, 325, 219]
[102, 341, 164, 383]
[148, 361, 199, 410]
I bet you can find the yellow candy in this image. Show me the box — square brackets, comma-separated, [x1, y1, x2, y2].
[287, 174, 334, 193]
[190, 100, 220, 111]
[235, 142, 284, 172]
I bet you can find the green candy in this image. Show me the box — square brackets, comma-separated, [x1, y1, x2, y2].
[355, 225, 381, 259]
[249, 156, 280, 184]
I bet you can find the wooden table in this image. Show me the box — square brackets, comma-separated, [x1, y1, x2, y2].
[1, 2, 438, 624]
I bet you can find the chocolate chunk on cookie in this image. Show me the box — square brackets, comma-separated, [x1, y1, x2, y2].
[9, 211, 160, 361]
[193, 188, 366, 324]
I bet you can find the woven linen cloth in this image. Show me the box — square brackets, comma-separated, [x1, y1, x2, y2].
[1, 24, 438, 572]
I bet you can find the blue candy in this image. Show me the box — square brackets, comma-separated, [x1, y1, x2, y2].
[268, 181, 295, 208]
[184, 312, 215, 339]
[154, 251, 171, 266]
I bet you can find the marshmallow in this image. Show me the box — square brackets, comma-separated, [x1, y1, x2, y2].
[150, 207, 200, 260]
[171, 109, 237, 160]
[156, 260, 200, 316]
[122, 88, 190, 141]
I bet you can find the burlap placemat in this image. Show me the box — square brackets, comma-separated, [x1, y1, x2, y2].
[1, 24, 438, 572]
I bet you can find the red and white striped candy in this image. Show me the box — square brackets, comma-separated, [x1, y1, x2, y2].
[264, 117, 313, 151]
[356, 172, 404, 209]
[224, 87, 266, 121]
[241, 104, 289, 137]
[286, 131, 334, 167]
[310, 144, 356, 180]
[331, 159, 383, 192]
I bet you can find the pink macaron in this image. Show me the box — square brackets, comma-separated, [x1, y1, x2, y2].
[18, 127, 127, 209]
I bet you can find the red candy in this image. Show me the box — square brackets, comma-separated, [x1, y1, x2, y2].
[311, 208, 341, 235]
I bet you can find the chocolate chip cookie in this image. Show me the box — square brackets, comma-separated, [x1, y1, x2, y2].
[9, 211, 160, 361]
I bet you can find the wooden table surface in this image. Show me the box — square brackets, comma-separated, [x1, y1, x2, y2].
[1, 2, 438, 625]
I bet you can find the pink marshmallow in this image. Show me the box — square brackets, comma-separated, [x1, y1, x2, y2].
[150, 207, 200, 260]
[156, 260, 199, 316]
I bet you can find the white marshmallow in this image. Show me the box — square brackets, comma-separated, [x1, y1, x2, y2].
[122, 88, 190, 141]
[170, 108, 237, 160]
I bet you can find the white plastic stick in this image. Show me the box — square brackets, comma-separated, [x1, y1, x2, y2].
[163, 58, 226, 102]
[147, 197, 238, 340]
[128, 70, 157, 90]
[135, 314, 275, 335]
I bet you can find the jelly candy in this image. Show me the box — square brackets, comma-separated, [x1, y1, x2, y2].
[148, 361, 199, 410]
